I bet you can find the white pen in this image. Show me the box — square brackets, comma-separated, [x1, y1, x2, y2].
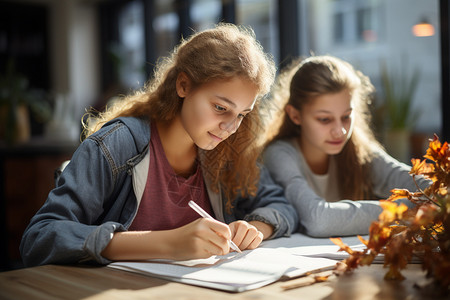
[188, 200, 242, 253]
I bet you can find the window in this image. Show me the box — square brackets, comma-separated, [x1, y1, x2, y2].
[191, 0, 221, 31]
[330, 0, 381, 45]
[153, 0, 179, 59]
[236, 0, 279, 64]
[357, 7, 378, 42]
[303, 0, 441, 160]
[117, 0, 146, 89]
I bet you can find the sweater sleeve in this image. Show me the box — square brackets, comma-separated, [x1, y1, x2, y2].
[369, 148, 431, 199]
[263, 141, 384, 237]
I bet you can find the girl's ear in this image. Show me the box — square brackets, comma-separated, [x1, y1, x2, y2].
[285, 104, 302, 126]
[176, 72, 191, 98]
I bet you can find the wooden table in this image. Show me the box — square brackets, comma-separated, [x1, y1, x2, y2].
[0, 263, 447, 299]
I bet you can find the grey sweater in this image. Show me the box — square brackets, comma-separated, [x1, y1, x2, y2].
[263, 139, 430, 237]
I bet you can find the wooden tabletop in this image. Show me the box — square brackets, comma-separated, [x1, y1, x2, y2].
[0, 263, 447, 300]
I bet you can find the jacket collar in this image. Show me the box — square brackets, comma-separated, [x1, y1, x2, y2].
[104, 116, 151, 154]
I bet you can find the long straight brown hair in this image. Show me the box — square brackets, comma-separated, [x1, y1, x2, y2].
[267, 55, 383, 200]
[82, 24, 276, 209]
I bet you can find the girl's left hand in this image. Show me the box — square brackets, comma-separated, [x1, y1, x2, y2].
[228, 220, 272, 251]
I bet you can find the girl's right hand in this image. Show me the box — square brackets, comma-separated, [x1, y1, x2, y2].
[101, 218, 233, 262]
[167, 218, 233, 260]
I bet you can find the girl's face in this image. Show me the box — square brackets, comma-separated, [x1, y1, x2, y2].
[177, 73, 258, 150]
[288, 89, 354, 158]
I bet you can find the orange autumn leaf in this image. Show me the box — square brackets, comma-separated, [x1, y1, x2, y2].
[424, 135, 449, 163]
[357, 235, 369, 246]
[330, 237, 355, 254]
[378, 201, 408, 223]
[423, 137, 440, 162]
[410, 158, 434, 176]
[383, 232, 411, 270]
[437, 141, 448, 158]
[343, 254, 362, 270]
[333, 135, 450, 289]
[389, 225, 408, 235]
[386, 189, 411, 202]
[359, 252, 377, 266]
[413, 204, 438, 226]
[432, 222, 444, 234]
[366, 222, 391, 250]
[438, 186, 448, 196]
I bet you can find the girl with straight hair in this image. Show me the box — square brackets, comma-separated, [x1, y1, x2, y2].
[263, 55, 429, 237]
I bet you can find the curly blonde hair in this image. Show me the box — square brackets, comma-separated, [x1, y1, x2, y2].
[267, 55, 383, 200]
[83, 23, 276, 208]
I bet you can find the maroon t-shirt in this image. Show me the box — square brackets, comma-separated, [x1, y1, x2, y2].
[128, 123, 213, 231]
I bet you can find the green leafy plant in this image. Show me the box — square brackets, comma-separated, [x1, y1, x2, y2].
[0, 60, 52, 144]
[380, 60, 420, 131]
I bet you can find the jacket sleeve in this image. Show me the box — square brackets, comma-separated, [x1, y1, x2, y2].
[263, 141, 385, 237]
[19, 136, 129, 267]
[232, 165, 299, 239]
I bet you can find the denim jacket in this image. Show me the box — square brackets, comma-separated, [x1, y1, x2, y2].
[20, 117, 298, 267]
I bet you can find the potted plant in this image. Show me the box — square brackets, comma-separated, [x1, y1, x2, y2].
[0, 60, 52, 145]
[379, 60, 420, 162]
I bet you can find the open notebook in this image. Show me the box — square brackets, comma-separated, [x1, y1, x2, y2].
[107, 233, 372, 292]
[260, 233, 374, 261]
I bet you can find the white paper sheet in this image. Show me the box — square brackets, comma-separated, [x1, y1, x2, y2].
[108, 233, 414, 292]
[108, 246, 337, 292]
[260, 234, 376, 261]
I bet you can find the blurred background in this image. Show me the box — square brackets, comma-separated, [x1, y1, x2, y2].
[0, 0, 448, 270]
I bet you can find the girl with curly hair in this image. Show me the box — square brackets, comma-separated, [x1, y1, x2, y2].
[21, 24, 297, 267]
